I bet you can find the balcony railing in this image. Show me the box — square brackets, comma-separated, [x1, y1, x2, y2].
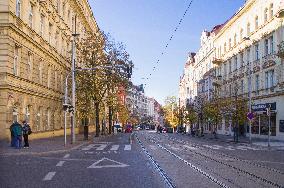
[212, 75, 222, 87]
[262, 53, 277, 69]
[277, 41, 284, 58]
[212, 58, 223, 65]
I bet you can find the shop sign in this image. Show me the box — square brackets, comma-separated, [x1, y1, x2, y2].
[251, 102, 276, 112]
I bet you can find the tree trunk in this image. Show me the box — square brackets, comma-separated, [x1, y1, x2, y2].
[108, 106, 112, 134]
[95, 101, 100, 137]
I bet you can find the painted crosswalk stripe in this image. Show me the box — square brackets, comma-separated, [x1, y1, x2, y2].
[56, 161, 65, 167]
[110, 145, 119, 151]
[96, 144, 108, 150]
[63, 154, 70, 158]
[82, 144, 95, 151]
[43, 172, 56, 181]
[124, 145, 131, 151]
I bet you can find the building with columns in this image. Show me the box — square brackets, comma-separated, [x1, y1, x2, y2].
[0, 0, 100, 140]
[179, 0, 284, 140]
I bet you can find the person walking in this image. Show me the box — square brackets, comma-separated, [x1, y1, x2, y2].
[22, 121, 31, 148]
[13, 121, 22, 149]
[9, 122, 17, 147]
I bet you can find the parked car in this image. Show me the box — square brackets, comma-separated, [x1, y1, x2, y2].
[167, 127, 174, 133]
[114, 124, 122, 132]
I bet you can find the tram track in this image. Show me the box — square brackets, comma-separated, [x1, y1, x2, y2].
[141, 132, 284, 188]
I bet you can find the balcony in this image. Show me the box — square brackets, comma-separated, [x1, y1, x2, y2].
[262, 53, 277, 69]
[212, 58, 223, 65]
[212, 75, 222, 87]
[276, 2, 284, 18]
[276, 41, 284, 59]
[252, 59, 261, 73]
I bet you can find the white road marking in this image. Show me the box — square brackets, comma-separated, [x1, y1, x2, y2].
[96, 144, 108, 150]
[43, 172, 56, 181]
[224, 146, 235, 151]
[87, 157, 129, 169]
[124, 144, 131, 151]
[56, 161, 65, 167]
[110, 145, 119, 151]
[82, 144, 95, 151]
[63, 154, 70, 158]
[183, 145, 197, 150]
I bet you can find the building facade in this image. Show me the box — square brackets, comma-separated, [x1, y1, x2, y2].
[179, 0, 284, 140]
[0, 0, 99, 140]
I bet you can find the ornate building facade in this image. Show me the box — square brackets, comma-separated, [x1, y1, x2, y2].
[0, 0, 99, 140]
[179, 0, 284, 140]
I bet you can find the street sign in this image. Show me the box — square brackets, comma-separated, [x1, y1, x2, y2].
[247, 112, 254, 120]
[251, 102, 276, 112]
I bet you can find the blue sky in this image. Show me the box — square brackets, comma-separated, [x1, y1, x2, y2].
[90, 0, 245, 104]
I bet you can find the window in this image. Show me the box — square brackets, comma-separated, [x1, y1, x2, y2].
[247, 22, 251, 36]
[14, 46, 19, 76]
[264, 39, 269, 55]
[27, 53, 32, 79]
[229, 38, 232, 49]
[234, 34, 237, 46]
[49, 23, 52, 44]
[39, 61, 43, 84]
[224, 42, 227, 53]
[246, 48, 250, 63]
[55, 71, 58, 89]
[269, 35, 274, 54]
[234, 56, 238, 70]
[224, 63, 227, 75]
[56, 0, 60, 12]
[255, 43, 259, 60]
[55, 31, 59, 49]
[265, 70, 274, 89]
[255, 16, 259, 30]
[62, 3, 65, 18]
[255, 75, 259, 94]
[264, 8, 268, 22]
[240, 29, 243, 40]
[240, 52, 244, 67]
[16, 0, 21, 17]
[228, 60, 232, 73]
[47, 108, 51, 130]
[47, 67, 51, 88]
[269, 4, 273, 19]
[40, 14, 44, 36]
[187, 87, 189, 95]
[28, 3, 34, 28]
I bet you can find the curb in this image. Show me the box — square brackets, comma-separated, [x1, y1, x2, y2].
[0, 141, 89, 157]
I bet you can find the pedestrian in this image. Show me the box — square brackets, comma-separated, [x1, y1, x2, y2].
[22, 121, 31, 148]
[9, 122, 17, 147]
[13, 121, 23, 149]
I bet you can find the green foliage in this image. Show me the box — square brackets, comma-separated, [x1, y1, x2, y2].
[162, 96, 179, 127]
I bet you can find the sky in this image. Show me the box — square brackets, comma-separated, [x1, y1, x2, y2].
[90, 0, 245, 105]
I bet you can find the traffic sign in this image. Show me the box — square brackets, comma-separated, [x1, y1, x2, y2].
[247, 112, 254, 120]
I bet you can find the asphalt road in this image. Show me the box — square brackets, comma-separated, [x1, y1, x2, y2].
[1, 131, 284, 188]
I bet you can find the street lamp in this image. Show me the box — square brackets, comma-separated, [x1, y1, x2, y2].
[243, 37, 253, 144]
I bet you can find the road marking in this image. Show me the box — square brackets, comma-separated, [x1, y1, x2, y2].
[63, 154, 70, 158]
[110, 145, 119, 151]
[56, 161, 65, 167]
[87, 157, 129, 169]
[43, 172, 56, 181]
[124, 144, 131, 151]
[183, 145, 197, 150]
[82, 144, 95, 151]
[96, 144, 108, 150]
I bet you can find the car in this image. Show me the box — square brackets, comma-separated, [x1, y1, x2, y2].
[114, 124, 122, 132]
[145, 126, 150, 130]
[162, 127, 167, 133]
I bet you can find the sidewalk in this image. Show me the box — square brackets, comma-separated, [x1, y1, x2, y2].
[191, 132, 284, 150]
[0, 133, 113, 156]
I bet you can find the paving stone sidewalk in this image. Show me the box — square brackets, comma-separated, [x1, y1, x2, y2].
[0, 133, 115, 156]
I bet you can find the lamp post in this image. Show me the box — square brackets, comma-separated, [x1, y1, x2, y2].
[244, 37, 253, 144]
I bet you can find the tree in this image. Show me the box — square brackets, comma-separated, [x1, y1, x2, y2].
[76, 32, 132, 137]
[184, 104, 198, 128]
[163, 96, 179, 128]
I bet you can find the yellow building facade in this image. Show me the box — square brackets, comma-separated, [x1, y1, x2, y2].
[0, 0, 99, 140]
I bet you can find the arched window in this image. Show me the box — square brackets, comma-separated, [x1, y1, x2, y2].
[247, 22, 251, 36]
[14, 46, 19, 76]
[25, 105, 31, 123]
[27, 52, 32, 79]
[12, 107, 19, 122]
[269, 4, 273, 19]
[255, 16, 259, 30]
[264, 8, 268, 22]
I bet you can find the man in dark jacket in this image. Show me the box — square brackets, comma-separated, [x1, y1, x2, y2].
[13, 121, 22, 149]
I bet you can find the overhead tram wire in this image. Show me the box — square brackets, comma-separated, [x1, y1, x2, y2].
[143, 0, 194, 89]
